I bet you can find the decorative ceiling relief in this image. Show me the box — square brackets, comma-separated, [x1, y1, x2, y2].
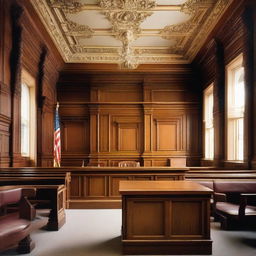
[49, 0, 84, 13]
[99, 0, 156, 69]
[31, 0, 234, 68]
[65, 20, 94, 37]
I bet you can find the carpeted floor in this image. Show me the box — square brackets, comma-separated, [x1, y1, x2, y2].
[2, 209, 256, 256]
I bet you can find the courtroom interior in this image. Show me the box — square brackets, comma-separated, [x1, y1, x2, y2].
[0, 0, 256, 255]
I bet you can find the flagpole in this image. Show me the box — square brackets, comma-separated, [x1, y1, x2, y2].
[54, 101, 61, 167]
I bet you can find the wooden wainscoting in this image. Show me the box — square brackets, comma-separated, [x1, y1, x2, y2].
[68, 167, 187, 208]
[57, 68, 201, 167]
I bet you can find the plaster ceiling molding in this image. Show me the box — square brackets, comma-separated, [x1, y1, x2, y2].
[161, 20, 197, 38]
[49, 0, 84, 13]
[65, 20, 94, 38]
[185, 0, 233, 60]
[73, 46, 119, 54]
[30, 0, 235, 68]
[31, 0, 72, 61]
[99, 0, 157, 69]
[180, 0, 214, 15]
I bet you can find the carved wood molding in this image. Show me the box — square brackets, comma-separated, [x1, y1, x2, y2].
[37, 45, 48, 110]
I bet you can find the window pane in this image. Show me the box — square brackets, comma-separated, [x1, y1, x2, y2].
[237, 118, 244, 161]
[227, 56, 244, 161]
[234, 67, 244, 109]
[21, 83, 30, 156]
[204, 85, 214, 159]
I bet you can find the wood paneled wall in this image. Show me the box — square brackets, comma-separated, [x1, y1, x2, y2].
[57, 66, 201, 167]
[0, 0, 63, 167]
[193, 0, 256, 169]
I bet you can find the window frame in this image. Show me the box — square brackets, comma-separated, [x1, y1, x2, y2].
[21, 69, 37, 164]
[203, 83, 214, 160]
[226, 54, 245, 161]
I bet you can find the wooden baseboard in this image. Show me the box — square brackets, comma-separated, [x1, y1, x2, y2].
[122, 240, 212, 255]
[69, 200, 122, 209]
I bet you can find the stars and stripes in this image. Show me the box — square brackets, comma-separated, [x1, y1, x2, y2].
[54, 102, 61, 167]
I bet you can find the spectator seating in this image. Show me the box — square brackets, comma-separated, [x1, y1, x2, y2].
[0, 187, 48, 254]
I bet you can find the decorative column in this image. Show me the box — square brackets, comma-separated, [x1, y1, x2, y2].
[9, 3, 23, 167]
[242, 4, 256, 168]
[213, 38, 225, 167]
[88, 104, 100, 165]
[36, 46, 48, 166]
[142, 105, 153, 166]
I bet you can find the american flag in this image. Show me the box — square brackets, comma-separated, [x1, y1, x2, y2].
[54, 102, 61, 167]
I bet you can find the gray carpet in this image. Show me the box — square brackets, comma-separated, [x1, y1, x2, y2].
[1, 209, 256, 256]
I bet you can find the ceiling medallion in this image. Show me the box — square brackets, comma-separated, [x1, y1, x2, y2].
[99, 0, 156, 69]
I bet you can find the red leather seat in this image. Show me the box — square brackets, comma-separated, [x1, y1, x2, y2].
[213, 181, 256, 229]
[216, 202, 256, 215]
[0, 187, 48, 254]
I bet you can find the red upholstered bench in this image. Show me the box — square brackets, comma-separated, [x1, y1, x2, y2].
[213, 181, 256, 230]
[0, 187, 48, 254]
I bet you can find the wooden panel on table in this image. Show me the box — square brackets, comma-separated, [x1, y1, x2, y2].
[126, 199, 167, 239]
[120, 180, 212, 255]
[171, 200, 203, 237]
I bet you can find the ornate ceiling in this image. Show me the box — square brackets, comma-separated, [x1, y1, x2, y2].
[31, 0, 234, 69]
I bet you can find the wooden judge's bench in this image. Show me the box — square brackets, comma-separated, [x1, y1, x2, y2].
[119, 180, 212, 255]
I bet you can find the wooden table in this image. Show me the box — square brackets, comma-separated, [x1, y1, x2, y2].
[119, 180, 212, 255]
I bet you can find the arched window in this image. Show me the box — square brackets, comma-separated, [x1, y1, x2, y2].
[20, 70, 36, 164]
[226, 54, 244, 161]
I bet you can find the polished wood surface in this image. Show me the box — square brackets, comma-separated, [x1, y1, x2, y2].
[119, 180, 212, 194]
[120, 180, 212, 255]
[68, 167, 186, 208]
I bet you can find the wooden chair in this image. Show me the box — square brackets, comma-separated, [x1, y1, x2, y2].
[118, 161, 140, 167]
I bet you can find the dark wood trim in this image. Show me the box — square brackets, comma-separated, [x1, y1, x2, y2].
[213, 39, 225, 167]
[9, 2, 23, 167]
[242, 5, 256, 168]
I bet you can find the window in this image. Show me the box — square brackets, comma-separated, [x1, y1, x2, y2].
[21, 83, 30, 156]
[21, 70, 36, 163]
[226, 55, 245, 161]
[203, 84, 214, 159]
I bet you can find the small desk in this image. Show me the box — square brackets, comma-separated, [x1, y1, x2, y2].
[119, 180, 212, 255]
